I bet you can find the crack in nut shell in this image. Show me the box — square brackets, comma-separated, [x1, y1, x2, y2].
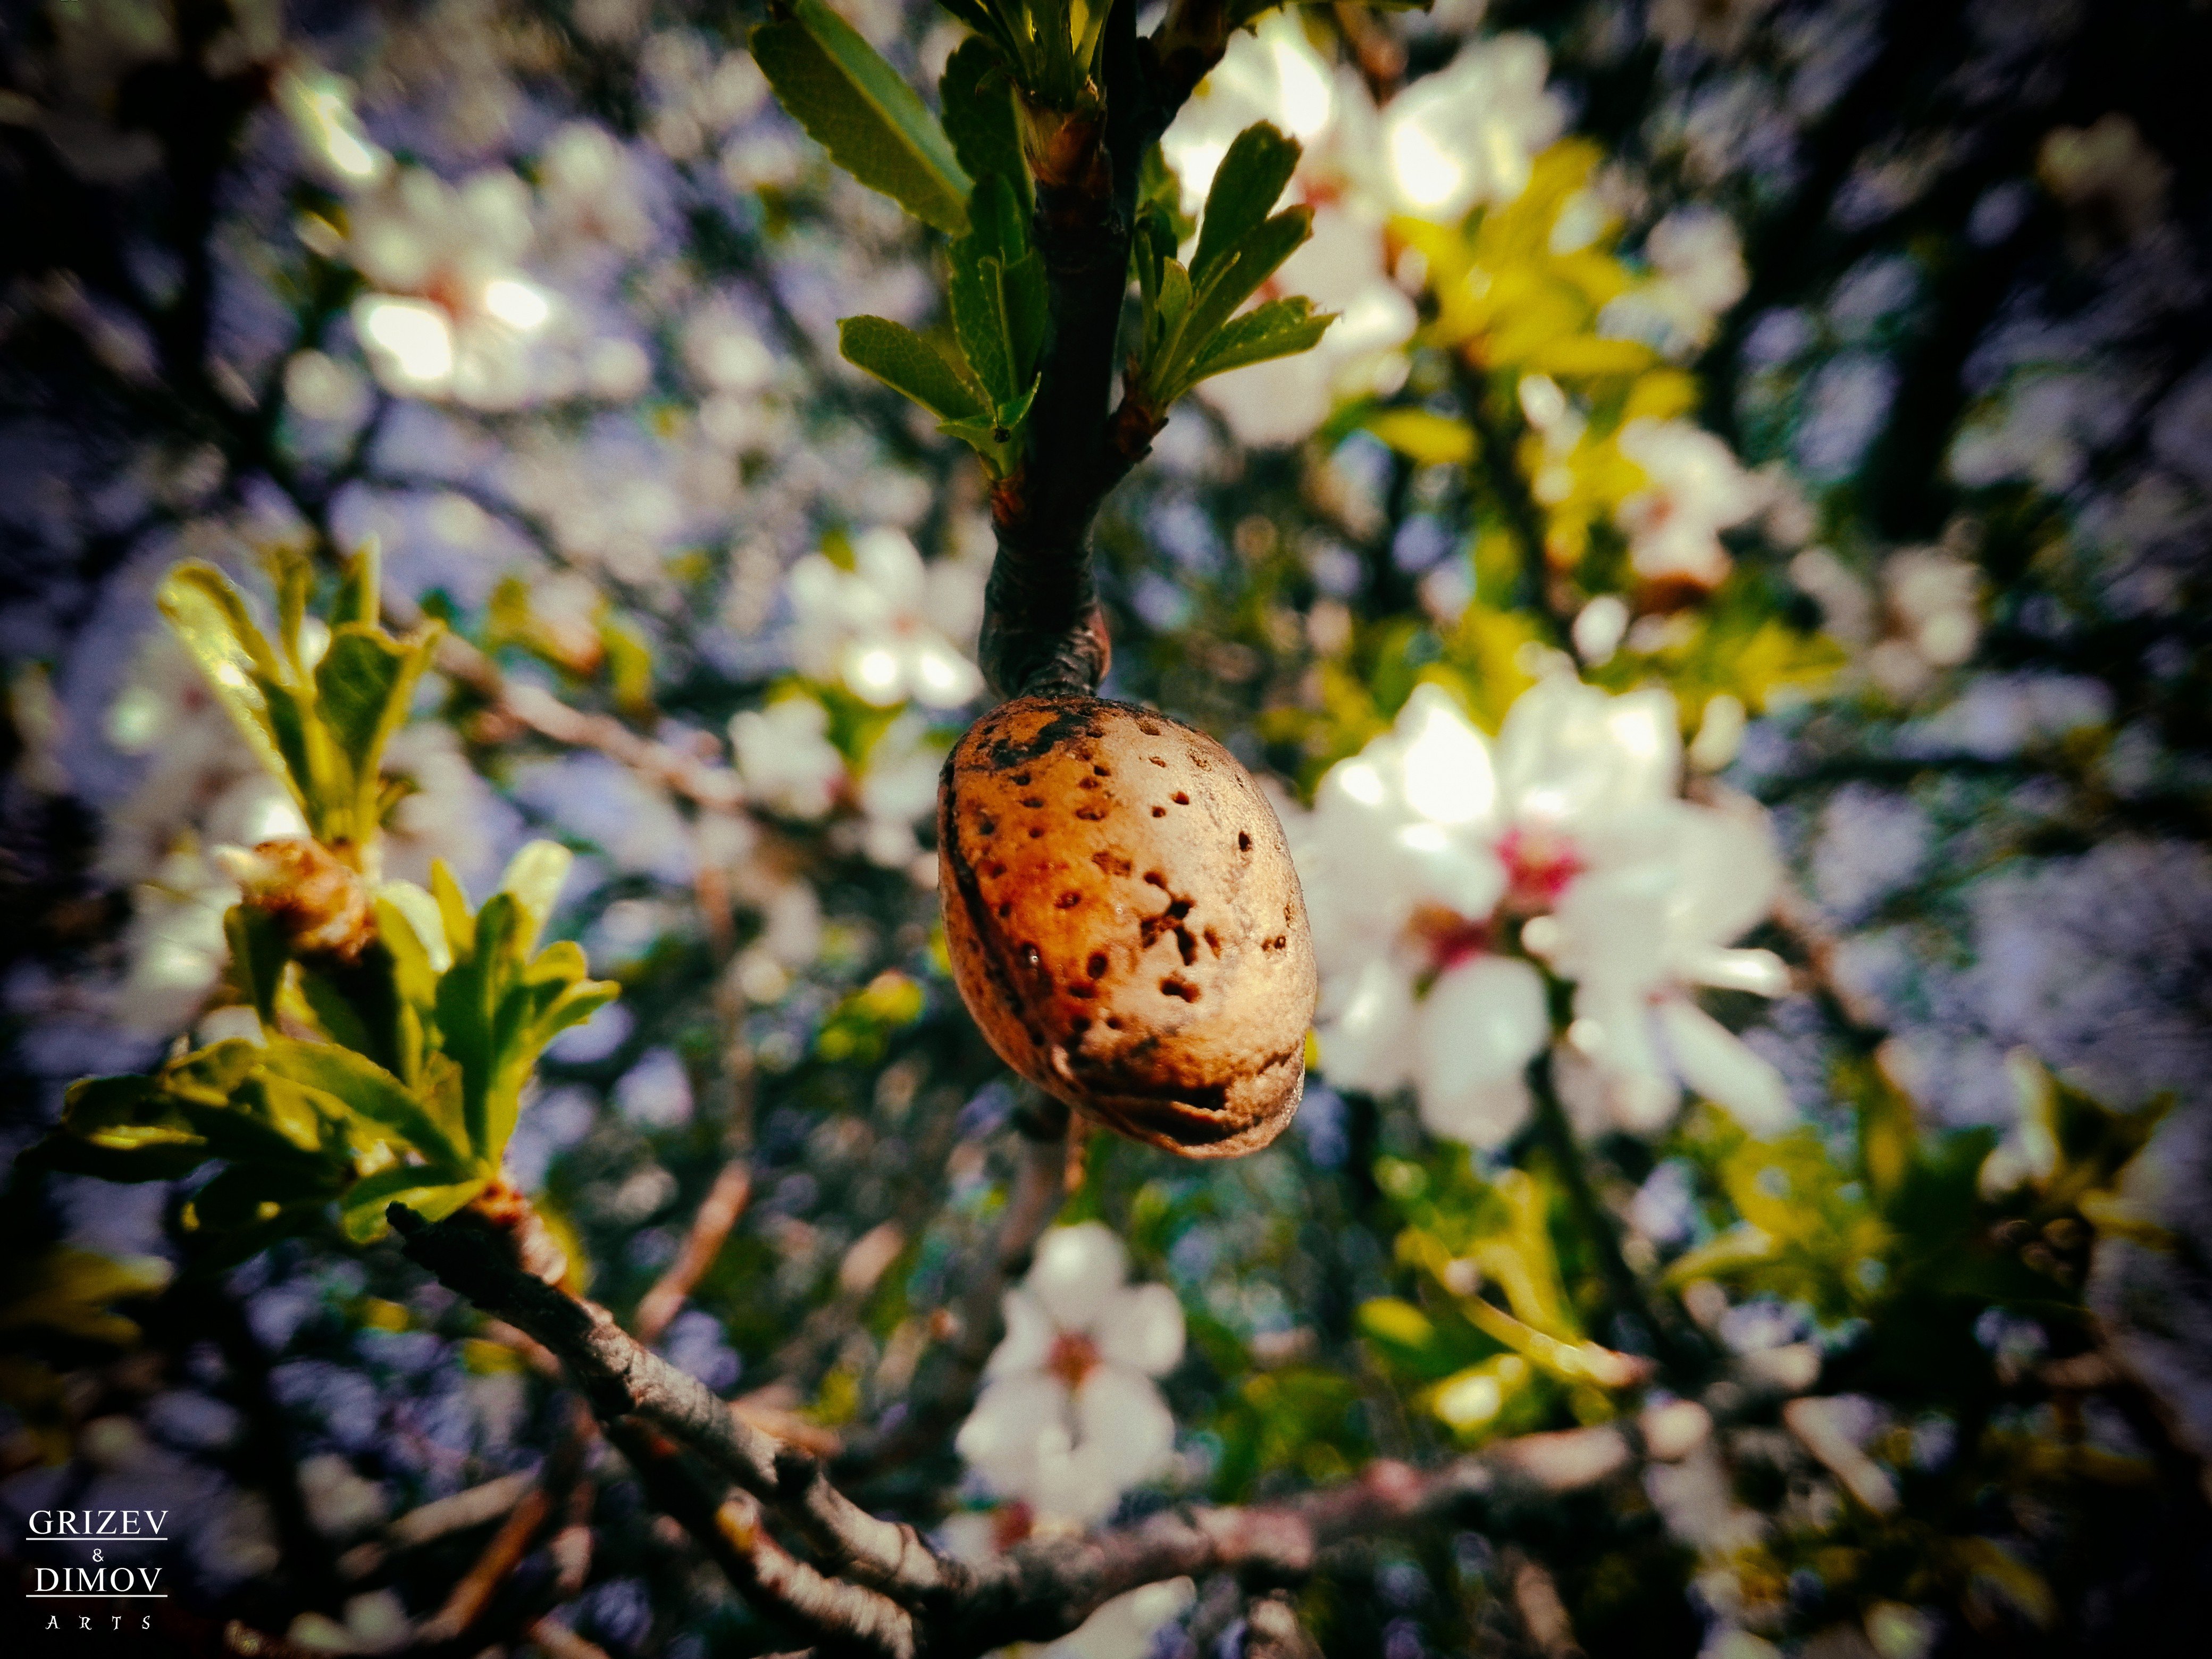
[938, 696, 1317, 1158]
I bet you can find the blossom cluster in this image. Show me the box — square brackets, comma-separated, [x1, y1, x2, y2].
[1293, 675, 1794, 1146]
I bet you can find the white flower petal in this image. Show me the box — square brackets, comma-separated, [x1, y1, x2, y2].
[1096, 1283, 1186, 1377]
[1026, 1222, 1129, 1331]
[956, 1371, 1070, 1499]
[1396, 684, 1498, 826]
[987, 1289, 1054, 1378]
[1316, 956, 1418, 1093]
[1414, 956, 1548, 1145]
[1660, 999, 1795, 1137]
[1074, 1364, 1176, 1497]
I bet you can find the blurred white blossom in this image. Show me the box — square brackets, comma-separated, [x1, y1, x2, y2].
[956, 1224, 1185, 1525]
[785, 528, 985, 709]
[1293, 676, 1794, 1144]
[1602, 207, 1749, 356]
[731, 694, 846, 819]
[1381, 34, 1567, 221]
[1614, 417, 1764, 588]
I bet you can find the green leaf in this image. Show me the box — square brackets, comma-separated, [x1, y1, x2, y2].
[341, 1168, 488, 1244]
[436, 894, 514, 1158]
[259, 1038, 470, 1171]
[155, 563, 292, 797]
[271, 547, 313, 677]
[1192, 123, 1301, 287]
[949, 177, 1048, 407]
[837, 316, 989, 422]
[751, 0, 972, 235]
[496, 840, 573, 959]
[333, 538, 381, 627]
[1184, 206, 1313, 351]
[431, 860, 476, 961]
[223, 904, 287, 1027]
[939, 37, 1027, 212]
[1190, 296, 1335, 382]
[315, 623, 432, 833]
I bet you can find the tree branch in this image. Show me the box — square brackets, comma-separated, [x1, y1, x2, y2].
[977, 0, 1235, 698]
[390, 1201, 963, 1610]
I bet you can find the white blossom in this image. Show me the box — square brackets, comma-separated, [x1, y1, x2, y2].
[1380, 35, 1568, 221]
[784, 528, 985, 709]
[1294, 676, 1794, 1144]
[730, 694, 846, 819]
[1525, 799, 1796, 1137]
[1614, 417, 1764, 589]
[955, 1224, 1185, 1525]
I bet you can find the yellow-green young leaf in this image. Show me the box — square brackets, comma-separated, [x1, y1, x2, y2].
[158, 1040, 264, 1107]
[259, 1038, 471, 1171]
[1366, 408, 1478, 466]
[431, 860, 476, 961]
[156, 563, 292, 797]
[56, 1076, 205, 1160]
[374, 891, 444, 1019]
[272, 546, 314, 675]
[1192, 123, 1302, 285]
[496, 840, 574, 958]
[751, 0, 972, 235]
[332, 537, 382, 627]
[341, 1169, 488, 1244]
[0, 1248, 171, 1346]
[223, 904, 287, 1027]
[837, 316, 988, 422]
[1188, 296, 1334, 382]
[315, 622, 437, 834]
[1358, 1296, 1438, 1355]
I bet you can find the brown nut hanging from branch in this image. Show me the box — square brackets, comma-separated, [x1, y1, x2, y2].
[938, 696, 1317, 1158]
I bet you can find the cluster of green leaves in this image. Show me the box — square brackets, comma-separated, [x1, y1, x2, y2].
[753, 3, 1334, 475]
[937, 0, 1110, 112]
[35, 562, 619, 1261]
[37, 840, 613, 1259]
[159, 543, 438, 861]
[0, 1235, 172, 1463]
[1129, 123, 1335, 413]
[1663, 1057, 2168, 1346]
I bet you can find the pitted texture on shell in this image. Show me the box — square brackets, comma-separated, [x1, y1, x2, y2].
[939, 696, 1317, 1157]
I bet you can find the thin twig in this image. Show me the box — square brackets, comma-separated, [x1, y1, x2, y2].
[635, 1159, 755, 1346]
[836, 1101, 1071, 1481]
[383, 590, 745, 810]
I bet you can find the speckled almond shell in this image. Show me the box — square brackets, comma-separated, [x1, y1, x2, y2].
[937, 695, 1317, 1158]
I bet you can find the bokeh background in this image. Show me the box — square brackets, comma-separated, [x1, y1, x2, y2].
[3, 2, 2210, 1656]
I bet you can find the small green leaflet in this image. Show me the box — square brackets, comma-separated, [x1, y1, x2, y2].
[751, 0, 973, 236]
[839, 316, 988, 422]
[939, 37, 1028, 214]
[1132, 122, 1337, 411]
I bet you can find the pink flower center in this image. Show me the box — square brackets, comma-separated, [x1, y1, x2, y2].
[1411, 904, 1490, 973]
[1047, 1330, 1100, 1390]
[1498, 824, 1585, 911]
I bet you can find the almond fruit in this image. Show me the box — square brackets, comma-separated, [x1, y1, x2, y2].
[938, 695, 1316, 1157]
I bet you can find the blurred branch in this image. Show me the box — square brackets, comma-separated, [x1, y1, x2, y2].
[602, 1420, 918, 1659]
[635, 1158, 755, 1346]
[381, 589, 745, 809]
[943, 1428, 1635, 1654]
[836, 1096, 1071, 1481]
